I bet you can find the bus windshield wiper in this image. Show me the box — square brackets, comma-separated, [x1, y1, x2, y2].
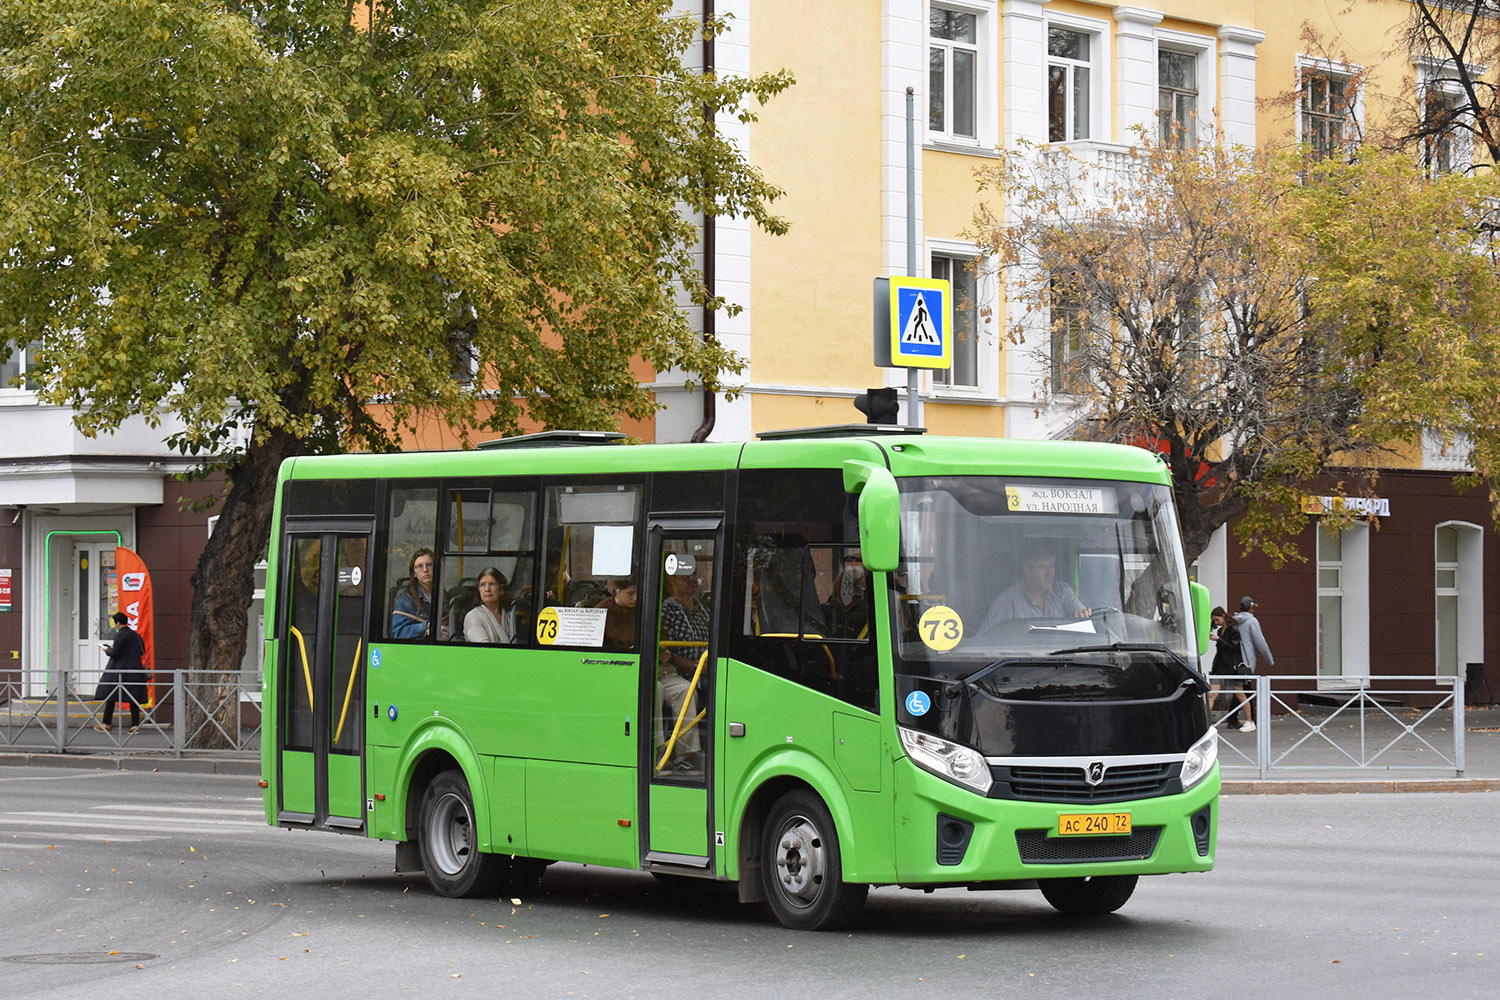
[1048, 642, 1209, 690]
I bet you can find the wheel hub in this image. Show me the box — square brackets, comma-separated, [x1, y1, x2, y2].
[774, 817, 825, 906]
[428, 791, 474, 876]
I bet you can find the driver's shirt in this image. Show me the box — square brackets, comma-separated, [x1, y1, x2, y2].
[979, 580, 1084, 632]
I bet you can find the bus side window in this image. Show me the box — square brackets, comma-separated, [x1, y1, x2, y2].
[384, 487, 439, 640]
[536, 483, 642, 647]
[731, 469, 877, 713]
[441, 487, 536, 646]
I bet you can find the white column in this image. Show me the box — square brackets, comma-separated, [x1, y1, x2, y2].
[1002, 0, 1048, 145]
[1217, 25, 1265, 149]
[1113, 6, 1164, 144]
[883, 0, 924, 278]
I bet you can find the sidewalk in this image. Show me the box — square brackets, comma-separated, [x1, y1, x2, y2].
[5, 707, 1499, 792]
[1217, 704, 1499, 794]
[0, 718, 260, 776]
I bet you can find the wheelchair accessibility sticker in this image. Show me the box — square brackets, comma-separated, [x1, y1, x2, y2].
[905, 691, 931, 716]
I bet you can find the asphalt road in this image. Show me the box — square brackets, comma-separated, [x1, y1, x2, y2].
[1, 769, 1494, 999]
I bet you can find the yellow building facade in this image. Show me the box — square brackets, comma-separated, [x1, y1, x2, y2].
[655, 0, 1459, 446]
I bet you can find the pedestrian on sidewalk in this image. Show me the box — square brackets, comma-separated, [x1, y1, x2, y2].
[1232, 596, 1275, 733]
[94, 612, 147, 733]
[1208, 606, 1254, 730]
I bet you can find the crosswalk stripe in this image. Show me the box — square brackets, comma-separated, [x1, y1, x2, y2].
[94, 804, 262, 817]
[0, 816, 270, 836]
[3, 832, 156, 845]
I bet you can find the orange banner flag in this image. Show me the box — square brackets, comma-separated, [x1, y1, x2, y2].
[116, 547, 156, 706]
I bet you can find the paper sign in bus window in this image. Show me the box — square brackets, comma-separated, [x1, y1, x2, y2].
[592, 524, 634, 577]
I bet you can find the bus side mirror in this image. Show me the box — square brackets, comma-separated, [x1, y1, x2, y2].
[842, 461, 900, 572]
[1190, 581, 1211, 657]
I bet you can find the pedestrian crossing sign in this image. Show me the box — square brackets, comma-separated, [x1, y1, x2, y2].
[889, 276, 951, 369]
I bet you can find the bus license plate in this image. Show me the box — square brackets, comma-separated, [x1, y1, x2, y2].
[1057, 812, 1132, 836]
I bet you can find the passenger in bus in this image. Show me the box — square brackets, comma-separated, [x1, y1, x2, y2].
[597, 578, 638, 652]
[391, 548, 436, 638]
[658, 570, 708, 756]
[463, 567, 513, 645]
[979, 542, 1090, 630]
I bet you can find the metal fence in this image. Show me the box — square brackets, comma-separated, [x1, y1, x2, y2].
[1209, 673, 1466, 778]
[2, 665, 1467, 776]
[0, 667, 260, 756]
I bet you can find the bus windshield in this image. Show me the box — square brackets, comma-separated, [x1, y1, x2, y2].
[891, 475, 1193, 675]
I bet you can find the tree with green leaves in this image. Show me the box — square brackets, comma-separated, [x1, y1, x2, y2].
[0, 0, 789, 745]
[972, 137, 1500, 566]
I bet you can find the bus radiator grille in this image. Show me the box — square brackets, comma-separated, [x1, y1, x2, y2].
[999, 763, 1174, 803]
[1015, 827, 1162, 864]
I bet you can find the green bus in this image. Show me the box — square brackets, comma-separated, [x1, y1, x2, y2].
[260, 427, 1219, 930]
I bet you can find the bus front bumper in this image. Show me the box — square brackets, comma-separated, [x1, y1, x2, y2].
[890, 757, 1220, 885]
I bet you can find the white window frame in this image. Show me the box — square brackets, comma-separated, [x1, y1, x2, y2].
[0, 340, 43, 396]
[1296, 55, 1363, 159]
[1315, 519, 1369, 690]
[1046, 271, 1094, 397]
[1416, 58, 1475, 176]
[1045, 11, 1110, 144]
[925, 237, 996, 398]
[925, 0, 998, 151]
[1155, 29, 1217, 147]
[1434, 521, 1484, 679]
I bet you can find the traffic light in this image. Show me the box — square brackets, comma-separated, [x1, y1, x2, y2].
[853, 387, 900, 425]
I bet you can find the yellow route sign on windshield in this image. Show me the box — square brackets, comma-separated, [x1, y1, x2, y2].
[918, 606, 963, 651]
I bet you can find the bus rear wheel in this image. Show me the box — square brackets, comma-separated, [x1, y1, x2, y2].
[760, 789, 867, 930]
[418, 769, 508, 898]
[1038, 874, 1138, 915]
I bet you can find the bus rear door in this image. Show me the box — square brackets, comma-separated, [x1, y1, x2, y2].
[275, 521, 373, 832]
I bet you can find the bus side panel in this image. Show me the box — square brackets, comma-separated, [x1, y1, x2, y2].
[369, 646, 635, 768]
[526, 760, 637, 869]
[281, 751, 315, 815]
[366, 744, 402, 840]
[327, 753, 362, 821]
[261, 639, 282, 824]
[719, 660, 897, 884]
[488, 755, 528, 856]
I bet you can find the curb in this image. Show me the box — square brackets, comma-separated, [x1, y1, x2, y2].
[0, 752, 260, 776]
[1223, 778, 1496, 794]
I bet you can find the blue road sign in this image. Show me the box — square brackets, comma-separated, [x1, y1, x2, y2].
[889, 276, 951, 369]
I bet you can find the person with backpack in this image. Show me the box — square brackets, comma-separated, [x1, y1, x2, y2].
[1208, 605, 1255, 732]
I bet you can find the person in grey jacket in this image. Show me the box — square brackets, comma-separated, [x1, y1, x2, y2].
[1232, 596, 1275, 732]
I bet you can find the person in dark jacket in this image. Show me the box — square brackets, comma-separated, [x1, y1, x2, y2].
[94, 612, 147, 732]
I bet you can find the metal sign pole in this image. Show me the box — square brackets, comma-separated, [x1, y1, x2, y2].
[905, 87, 921, 428]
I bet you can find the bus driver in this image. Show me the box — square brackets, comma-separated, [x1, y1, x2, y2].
[979, 542, 1090, 631]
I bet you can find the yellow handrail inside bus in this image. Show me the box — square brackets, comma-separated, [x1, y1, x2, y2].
[656, 649, 709, 773]
[289, 626, 314, 710]
[332, 639, 362, 746]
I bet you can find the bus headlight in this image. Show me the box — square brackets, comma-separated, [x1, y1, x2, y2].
[899, 726, 993, 795]
[1181, 727, 1218, 790]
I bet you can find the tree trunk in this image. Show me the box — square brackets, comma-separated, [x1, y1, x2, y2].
[183, 427, 306, 749]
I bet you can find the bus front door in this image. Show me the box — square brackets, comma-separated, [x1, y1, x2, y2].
[276, 525, 372, 832]
[642, 521, 720, 872]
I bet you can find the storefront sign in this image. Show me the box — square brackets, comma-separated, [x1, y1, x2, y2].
[1301, 495, 1391, 517]
[0, 568, 11, 612]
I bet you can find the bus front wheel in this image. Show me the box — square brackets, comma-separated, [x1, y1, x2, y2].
[1038, 874, 1138, 915]
[760, 789, 867, 930]
[418, 769, 508, 898]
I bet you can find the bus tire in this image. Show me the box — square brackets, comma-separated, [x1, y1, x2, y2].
[760, 789, 867, 930]
[1038, 874, 1138, 915]
[418, 769, 508, 898]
